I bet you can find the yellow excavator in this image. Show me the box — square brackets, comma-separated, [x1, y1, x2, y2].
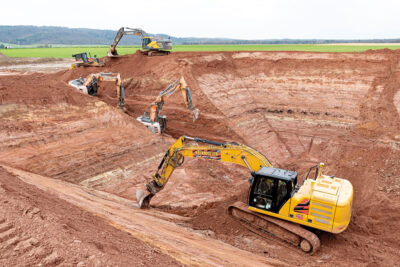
[69, 52, 105, 70]
[136, 76, 199, 134]
[68, 72, 125, 110]
[136, 136, 353, 254]
[108, 27, 172, 57]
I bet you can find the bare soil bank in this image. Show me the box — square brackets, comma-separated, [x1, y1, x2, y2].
[0, 49, 399, 265]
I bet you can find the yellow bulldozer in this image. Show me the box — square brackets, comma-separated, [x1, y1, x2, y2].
[69, 52, 105, 69]
[137, 136, 353, 254]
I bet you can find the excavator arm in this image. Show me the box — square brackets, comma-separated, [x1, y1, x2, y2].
[96, 73, 125, 109]
[137, 136, 272, 208]
[68, 72, 125, 110]
[137, 76, 199, 133]
[150, 76, 199, 122]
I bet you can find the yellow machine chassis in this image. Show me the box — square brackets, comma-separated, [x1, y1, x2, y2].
[142, 136, 353, 234]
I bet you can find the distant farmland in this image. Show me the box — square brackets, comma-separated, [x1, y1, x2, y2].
[1, 44, 400, 58]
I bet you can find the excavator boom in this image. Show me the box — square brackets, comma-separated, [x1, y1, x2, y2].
[136, 136, 353, 254]
[136, 77, 199, 133]
[137, 136, 270, 206]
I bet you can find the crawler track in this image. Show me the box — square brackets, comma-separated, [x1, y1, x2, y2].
[228, 201, 320, 254]
[141, 50, 170, 56]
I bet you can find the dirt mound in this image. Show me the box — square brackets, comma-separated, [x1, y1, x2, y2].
[0, 72, 92, 105]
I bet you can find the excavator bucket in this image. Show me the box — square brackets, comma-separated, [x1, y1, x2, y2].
[191, 108, 199, 121]
[107, 47, 119, 57]
[136, 180, 163, 209]
[136, 189, 154, 209]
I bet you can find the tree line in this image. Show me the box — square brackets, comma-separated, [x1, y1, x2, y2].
[1, 26, 399, 46]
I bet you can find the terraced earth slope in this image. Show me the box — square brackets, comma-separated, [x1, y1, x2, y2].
[0, 49, 399, 266]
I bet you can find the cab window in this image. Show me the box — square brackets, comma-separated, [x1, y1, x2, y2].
[250, 176, 292, 212]
[142, 38, 151, 46]
[276, 180, 288, 209]
[251, 177, 274, 210]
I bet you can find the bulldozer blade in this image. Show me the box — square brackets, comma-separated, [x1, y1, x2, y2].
[136, 189, 154, 209]
[69, 63, 77, 70]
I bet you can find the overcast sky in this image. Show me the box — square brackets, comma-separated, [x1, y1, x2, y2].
[1, 0, 399, 39]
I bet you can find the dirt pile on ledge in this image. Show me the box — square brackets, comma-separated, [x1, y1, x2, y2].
[0, 72, 92, 105]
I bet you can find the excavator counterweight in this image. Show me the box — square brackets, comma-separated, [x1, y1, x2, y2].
[136, 136, 353, 254]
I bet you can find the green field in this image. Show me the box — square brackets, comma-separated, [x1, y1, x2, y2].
[1, 44, 400, 58]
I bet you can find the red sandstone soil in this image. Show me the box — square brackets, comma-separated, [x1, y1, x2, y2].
[0, 49, 400, 266]
[0, 166, 182, 266]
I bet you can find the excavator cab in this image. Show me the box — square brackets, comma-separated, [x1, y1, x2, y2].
[142, 37, 152, 48]
[249, 167, 297, 213]
[72, 52, 89, 63]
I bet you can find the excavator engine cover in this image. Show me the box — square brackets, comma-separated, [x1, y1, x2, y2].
[136, 113, 166, 134]
[68, 78, 89, 94]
